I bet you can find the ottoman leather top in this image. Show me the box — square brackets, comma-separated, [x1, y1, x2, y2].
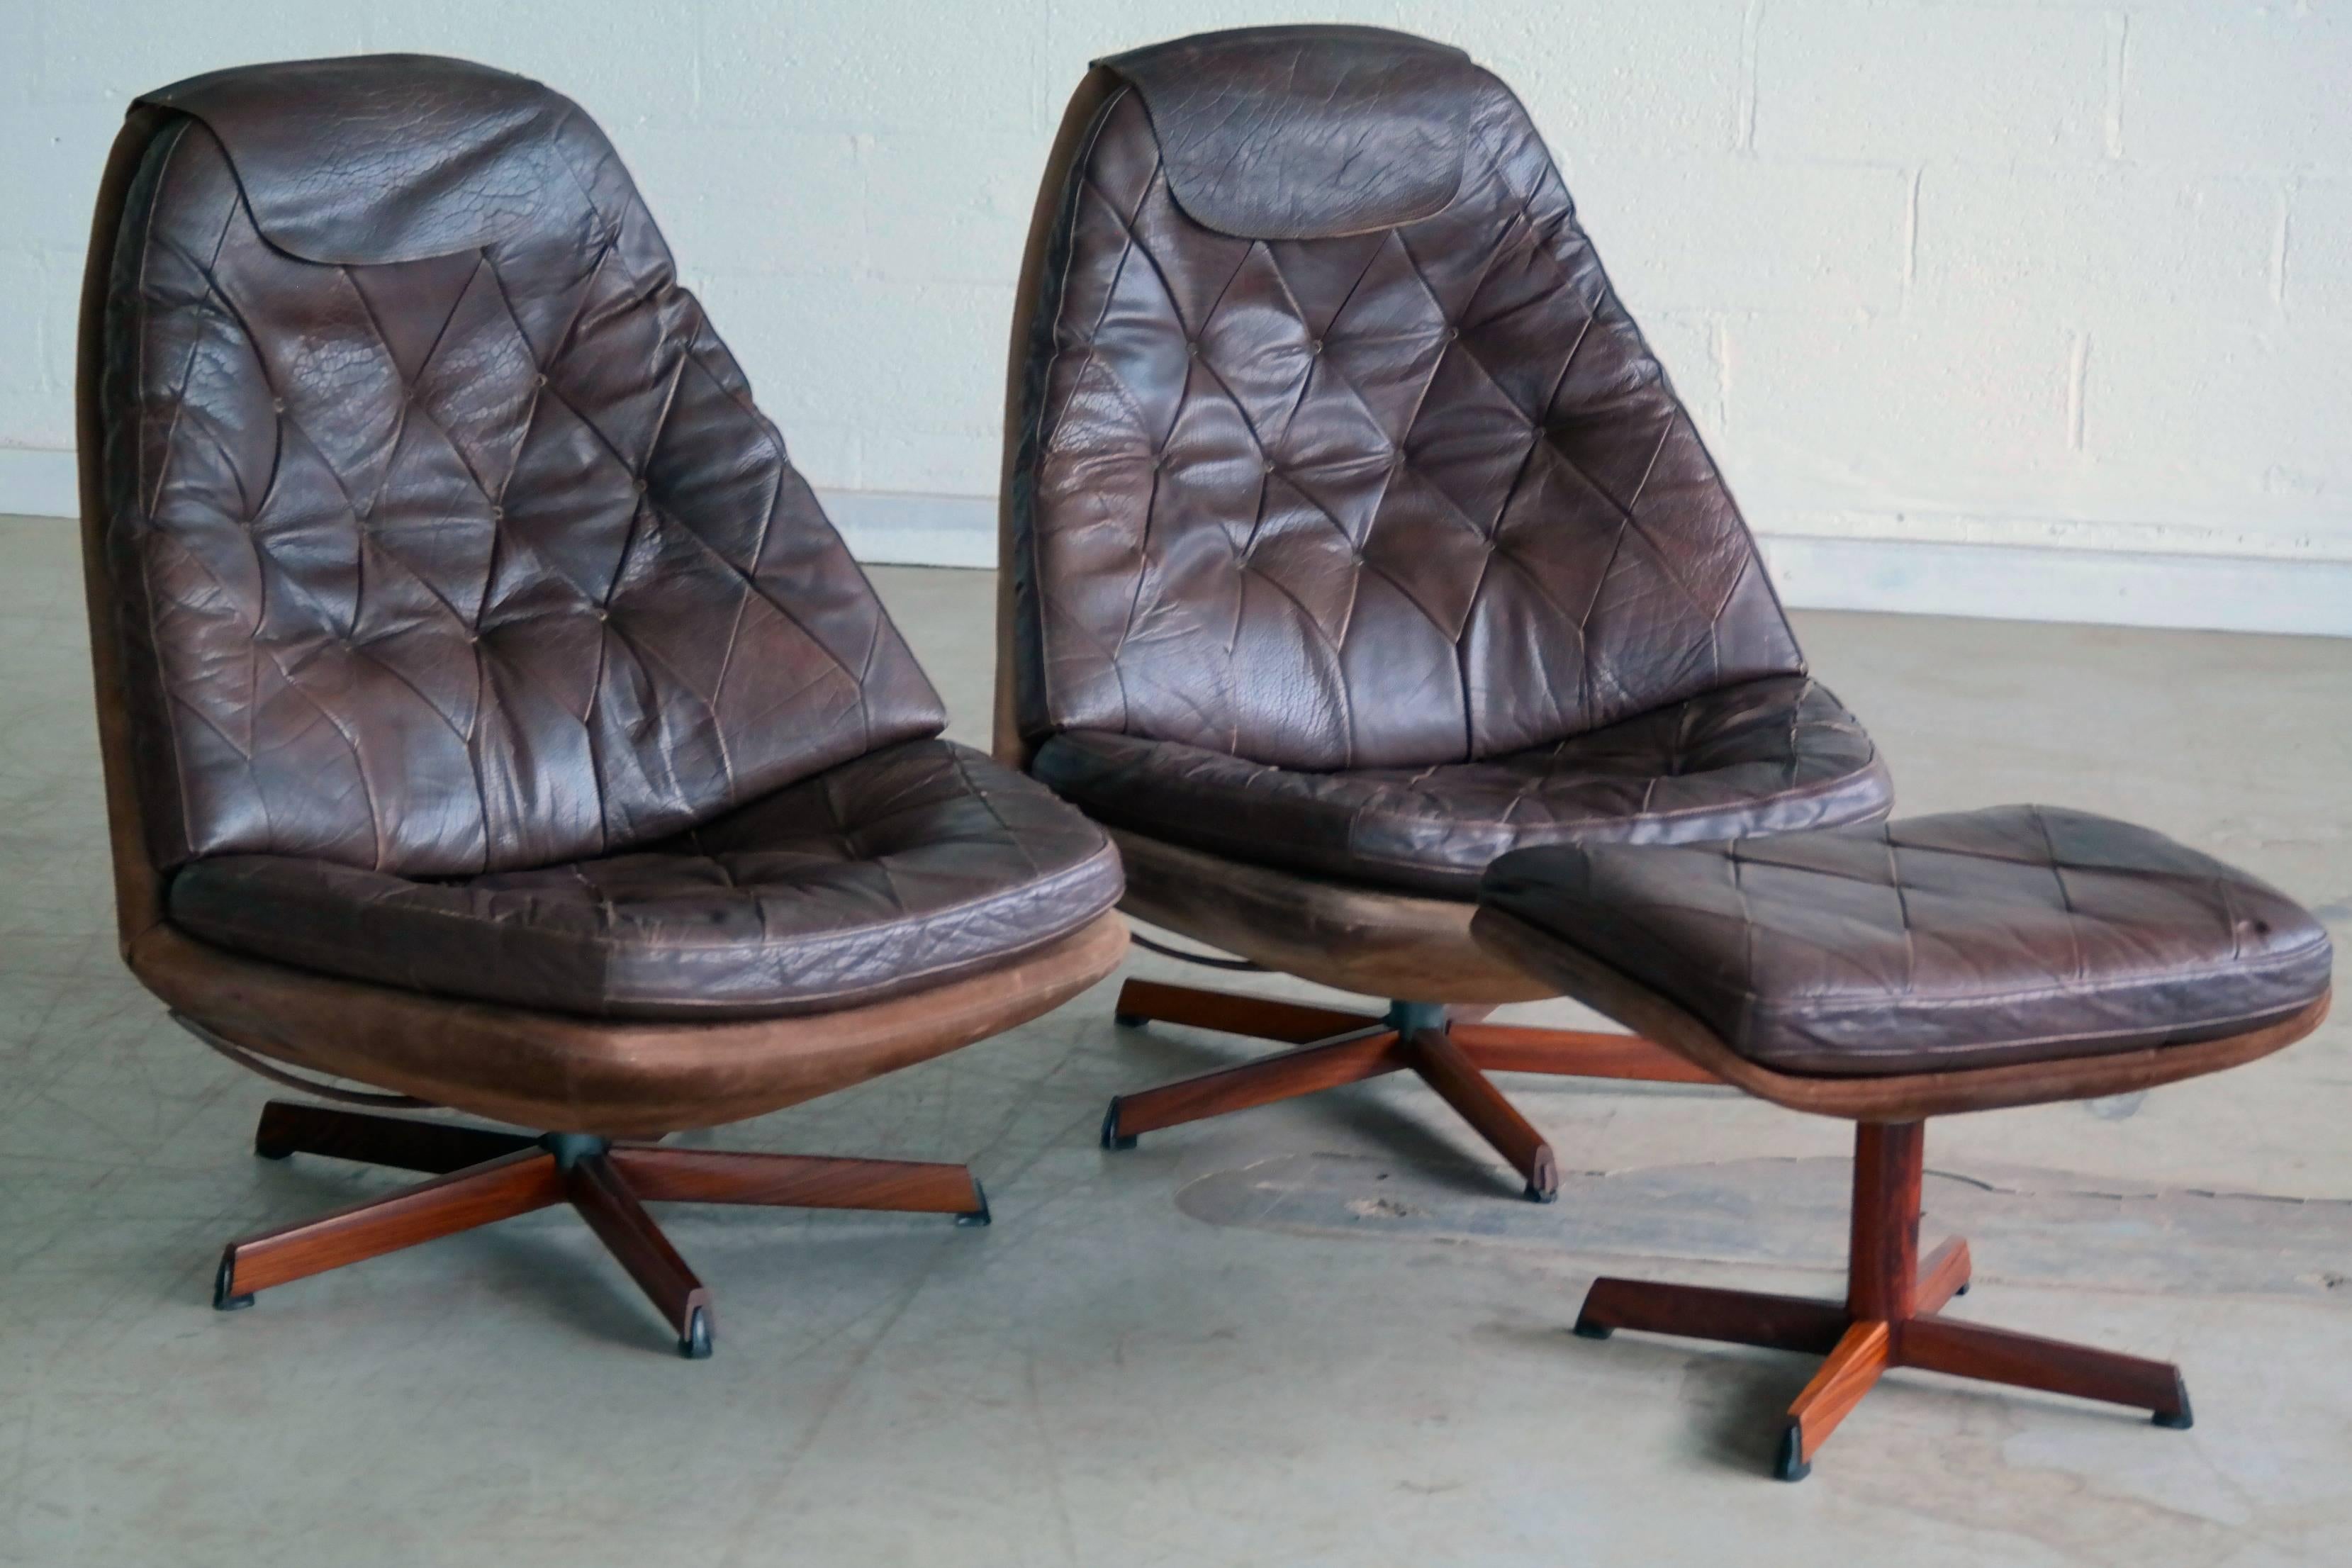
[1480, 806, 2333, 1076]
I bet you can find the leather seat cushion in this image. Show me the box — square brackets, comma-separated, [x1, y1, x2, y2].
[1480, 806, 2334, 1076]
[167, 740, 1124, 1021]
[1033, 675, 1890, 897]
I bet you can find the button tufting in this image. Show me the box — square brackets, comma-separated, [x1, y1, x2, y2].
[102, 51, 954, 887]
[1480, 804, 2328, 1077]
[1018, 44, 1816, 780]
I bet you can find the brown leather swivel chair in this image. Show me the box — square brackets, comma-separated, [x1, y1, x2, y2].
[79, 55, 1127, 1357]
[998, 26, 1893, 1199]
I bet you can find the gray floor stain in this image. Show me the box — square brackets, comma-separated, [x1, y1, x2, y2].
[1177, 1151, 2352, 1299]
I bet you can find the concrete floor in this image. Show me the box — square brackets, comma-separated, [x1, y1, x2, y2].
[1, 514, 2348, 1566]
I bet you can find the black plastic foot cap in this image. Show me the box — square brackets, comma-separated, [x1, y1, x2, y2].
[1571, 1318, 1613, 1340]
[678, 1307, 714, 1360]
[1113, 1012, 1146, 1029]
[1774, 1423, 1812, 1482]
[213, 1256, 253, 1311]
[956, 1180, 992, 1227]
[1523, 1146, 1560, 1204]
[254, 1143, 294, 1162]
[1100, 1102, 1137, 1150]
[2154, 1399, 2194, 1430]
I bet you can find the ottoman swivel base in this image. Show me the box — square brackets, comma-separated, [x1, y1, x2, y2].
[1573, 1121, 2191, 1481]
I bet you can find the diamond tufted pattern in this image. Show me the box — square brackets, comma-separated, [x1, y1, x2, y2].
[102, 57, 942, 879]
[167, 739, 1124, 1020]
[89, 56, 1126, 1029]
[1480, 807, 2334, 1075]
[1034, 675, 1888, 895]
[1008, 28, 1809, 775]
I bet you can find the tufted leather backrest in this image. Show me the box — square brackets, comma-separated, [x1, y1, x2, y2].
[1005, 26, 1805, 773]
[94, 56, 943, 878]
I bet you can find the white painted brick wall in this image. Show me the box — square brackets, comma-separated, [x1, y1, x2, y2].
[1754, 3, 2117, 164]
[1913, 165, 2278, 324]
[3, 0, 2348, 632]
[1570, 159, 1913, 315]
[0, 252, 57, 449]
[2126, 6, 2352, 169]
[2288, 177, 2352, 323]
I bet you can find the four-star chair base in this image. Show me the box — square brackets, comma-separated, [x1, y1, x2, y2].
[1572, 1120, 2193, 1480]
[1099, 979, 1716, 1201]
[214, 1099, 991, 1359]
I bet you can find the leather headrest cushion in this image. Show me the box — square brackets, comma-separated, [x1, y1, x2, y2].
[138, 54, 588, 265]
[1095, 26, 1480, 240]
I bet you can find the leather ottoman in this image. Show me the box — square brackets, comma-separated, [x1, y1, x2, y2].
[1472, 805, 2334, 1479]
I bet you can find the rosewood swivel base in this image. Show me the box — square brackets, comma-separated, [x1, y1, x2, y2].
[214, 1099, 991, 1358]
[1574, 1120, 2193, 1481]
[1099, 979, 1716, 1201]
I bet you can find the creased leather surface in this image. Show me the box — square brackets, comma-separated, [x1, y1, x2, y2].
[141, 55, 576, 264]
[1035, 675, 1888, 895]
[1010, 28, 1808, 779]
[1098, 26, 1476, 239]
[1480, 807, 2335, 1075]
[103, 57, 943, 880]
[96, 56, 1125, 1029]
[169, 739, 1124, 1021]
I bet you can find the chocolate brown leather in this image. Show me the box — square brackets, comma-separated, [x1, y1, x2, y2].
[1095, 27, 1482, 240]
[169, 738, 1122, 1020]
[1005, 26, 1888, 895]
[104, 55, 941, 879]
[91, 55, 1121, 1027]
[140, 57, 583, 265]
[1479, 807, 2335, 1076]
[1034, 675, 1886, 895]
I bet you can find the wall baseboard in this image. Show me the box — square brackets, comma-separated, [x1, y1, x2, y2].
[1753, 533, 2352, 639]
[6, 447, 2343, 637]
[831, 488, 2352, 638]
